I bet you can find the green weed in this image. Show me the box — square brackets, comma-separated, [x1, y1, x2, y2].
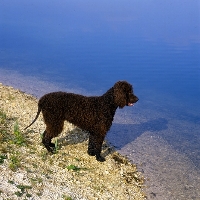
[15, 191, 23, 197]
[66, 164, 88, 172]
[54, 138, 59, 153]
[16, 184, 32, 192]
[66, 164, 81, 171]
[13, 122, 26, 146]
[8, 94, 15, 101]
[15, 184, 32, 197]
[40, 151, 48, 161]
[30, 177, 43, 185]
[62, 194, 73, 200]
[8, 180, 15, 184]
[9, 153, 21, 171]
[0, 110, 8, 143]
[8, 180, 32, 198]
[0, 110, 6, 124]
[40, 132, 44, 139]
[0, 154, 7, 164]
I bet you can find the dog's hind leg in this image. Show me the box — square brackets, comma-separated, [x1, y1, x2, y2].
[42, 121, 64, 153]
[42, 130, 54, 152]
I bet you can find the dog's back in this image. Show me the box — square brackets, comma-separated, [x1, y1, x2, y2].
[39, 92, 112, 133]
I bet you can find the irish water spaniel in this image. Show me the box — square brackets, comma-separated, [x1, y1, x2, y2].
[25, 81, 139, 162]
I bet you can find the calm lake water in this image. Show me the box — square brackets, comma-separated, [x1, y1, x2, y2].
[0, 1, 200, 199]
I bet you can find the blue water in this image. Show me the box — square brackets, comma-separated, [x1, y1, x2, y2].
[1, 1, 199, 97]
[0, 1, 200, 199]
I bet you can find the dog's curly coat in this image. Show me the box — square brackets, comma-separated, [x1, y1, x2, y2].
[25, 81, 139, 162]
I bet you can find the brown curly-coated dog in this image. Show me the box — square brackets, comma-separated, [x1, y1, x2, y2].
[25, 81, 139, 162]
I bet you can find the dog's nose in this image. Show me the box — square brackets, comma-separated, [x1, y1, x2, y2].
[135, 96, 139, 102]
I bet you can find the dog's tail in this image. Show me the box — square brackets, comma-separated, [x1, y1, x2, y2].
[24, 106, 42, 130]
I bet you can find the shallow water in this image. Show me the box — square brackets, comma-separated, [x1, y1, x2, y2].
[0, 0, 200, 199]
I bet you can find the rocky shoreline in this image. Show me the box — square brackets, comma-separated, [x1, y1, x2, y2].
[0, 83, 146, 200]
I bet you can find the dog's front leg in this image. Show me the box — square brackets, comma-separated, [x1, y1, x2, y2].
[88, 133, 105, 162]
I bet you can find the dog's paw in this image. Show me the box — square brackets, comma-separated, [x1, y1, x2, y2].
[49, 143, 55, 148]
[96, 155, 106, 162]
[87, 150, 96, 156]
[44, 145, 55, 154]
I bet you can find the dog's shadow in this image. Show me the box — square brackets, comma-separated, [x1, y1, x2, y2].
[58, 127, 114, 157]
[107, 118, 168, 149]
[58, 127, 89, 145]
[58, 118, 168, 158]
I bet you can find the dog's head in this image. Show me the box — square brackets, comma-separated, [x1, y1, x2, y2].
[113, 81, 139, 109]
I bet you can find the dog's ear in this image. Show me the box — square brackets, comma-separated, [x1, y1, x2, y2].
[113, 81, 127, 108]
